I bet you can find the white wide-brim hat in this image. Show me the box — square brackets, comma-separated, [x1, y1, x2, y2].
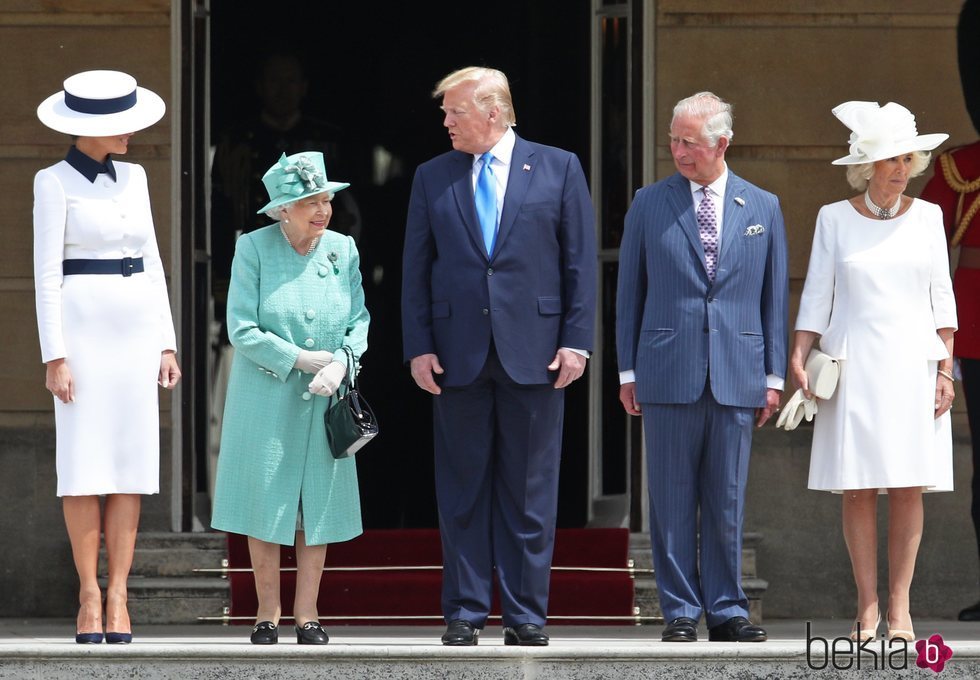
[37, 70, 165, 136]
[831, 101, 948, 165]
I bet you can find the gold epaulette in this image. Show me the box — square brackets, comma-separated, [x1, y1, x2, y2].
[939, 150, 980, 247]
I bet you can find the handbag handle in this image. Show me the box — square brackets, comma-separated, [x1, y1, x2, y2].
[335, 345, 359, 396]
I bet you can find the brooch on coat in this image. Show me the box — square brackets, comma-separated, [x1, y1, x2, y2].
[328, 251, 339, 275]
[744, 224, 765, 236]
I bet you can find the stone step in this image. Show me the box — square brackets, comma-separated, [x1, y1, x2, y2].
[115, 577, 230, 625]
[98, 532, 227, 578]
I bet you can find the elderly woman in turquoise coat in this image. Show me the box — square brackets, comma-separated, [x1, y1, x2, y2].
[211, 151, 369, 646]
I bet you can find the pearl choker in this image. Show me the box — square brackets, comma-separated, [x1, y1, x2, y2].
[864, 191, 901, 220]
[280, 224, 319, 255]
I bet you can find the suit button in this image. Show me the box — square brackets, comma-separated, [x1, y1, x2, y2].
[707, 296, 714, 303]
[306, 309, 316, 320]
[487, 268, 494, 276]
[703, 328, 709, 333]
[302, 392, 312, 401]
[482, 308, 489, 315]
[304, 338, 315, 348]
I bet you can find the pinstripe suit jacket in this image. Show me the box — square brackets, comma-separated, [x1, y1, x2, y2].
[616, 171, 788, 407]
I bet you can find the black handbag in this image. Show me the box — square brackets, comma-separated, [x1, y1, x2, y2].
[324, 346, 379, 458]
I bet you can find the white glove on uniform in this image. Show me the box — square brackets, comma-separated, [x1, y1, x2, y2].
[295, 349, 333, 374]
[309, 361, 347, 396]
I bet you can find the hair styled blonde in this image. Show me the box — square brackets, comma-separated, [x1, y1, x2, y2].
[845, 151, 931, 191]
[433, 66, 516, 128]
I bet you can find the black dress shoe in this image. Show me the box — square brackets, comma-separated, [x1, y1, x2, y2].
[503, 623, 549, 646]
[441, 619, 479, 646]
[295, 621, 329, 645]
[250, 621, 278, 645]
[661, 617, 698, 642]
[708, 616, 767, 642]
[959, 600, 980, 621]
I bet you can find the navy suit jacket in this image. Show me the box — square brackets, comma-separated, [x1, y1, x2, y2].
[616, 171, 788, 407]
[402, 134, 597, 386]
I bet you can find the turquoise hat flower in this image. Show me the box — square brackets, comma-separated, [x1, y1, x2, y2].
[256, 151, 350, 214]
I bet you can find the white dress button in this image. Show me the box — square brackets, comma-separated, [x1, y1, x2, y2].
[318, 267, 329, 277]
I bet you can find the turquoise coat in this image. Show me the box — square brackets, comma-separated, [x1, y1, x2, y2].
[211, 225, 370, 546]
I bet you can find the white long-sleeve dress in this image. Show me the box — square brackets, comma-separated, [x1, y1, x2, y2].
[796, 198, 957, 492]
[33, 158, 177, 496]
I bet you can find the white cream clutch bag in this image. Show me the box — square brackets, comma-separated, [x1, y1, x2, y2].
[804, 349, 840, 400]
[775, 349, 840, 431]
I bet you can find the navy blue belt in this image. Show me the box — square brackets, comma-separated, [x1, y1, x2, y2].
[62, 257, 144, 277]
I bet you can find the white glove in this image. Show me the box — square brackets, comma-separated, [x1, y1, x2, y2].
[308, 361, 347, 396]
[295, 349, 333, 374]
[775, 389, 818, 431]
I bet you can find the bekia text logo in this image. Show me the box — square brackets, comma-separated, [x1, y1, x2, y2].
[916, 634, 953, 674]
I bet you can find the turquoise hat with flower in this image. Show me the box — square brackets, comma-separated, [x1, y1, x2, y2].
[256, 151, 350, 214]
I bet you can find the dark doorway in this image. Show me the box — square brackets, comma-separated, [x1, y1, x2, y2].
[207, 1, 593, 529]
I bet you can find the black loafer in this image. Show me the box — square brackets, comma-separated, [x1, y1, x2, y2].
[503, 623, 549, 646]
[441, 619, 479, 646]
[662, 617, 698, 642]
[708, 616, 767, 642]
[250, 620, 278, 645]
[959, 600, 980, 621]
[295, 621, 329, 645]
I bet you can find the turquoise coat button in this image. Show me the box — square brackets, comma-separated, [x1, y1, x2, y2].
[304, 338, 315, 348]
[301, 392, 312, 401]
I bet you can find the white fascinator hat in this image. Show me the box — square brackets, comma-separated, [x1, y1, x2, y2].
[831, 101, 948, 165]
[37, 70, 165, 137]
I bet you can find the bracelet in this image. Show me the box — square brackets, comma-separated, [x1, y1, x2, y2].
[937, 369, 955, 382]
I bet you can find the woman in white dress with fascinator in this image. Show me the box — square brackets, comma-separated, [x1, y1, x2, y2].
[34, 70, 181, 644]
[790, 101, 955, 644]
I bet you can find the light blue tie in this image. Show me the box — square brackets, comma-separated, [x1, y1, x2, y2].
[475, 151, 498, 255]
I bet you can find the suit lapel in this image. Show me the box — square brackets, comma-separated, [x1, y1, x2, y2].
[494, 135, 534, 261]
[666, 174, 707, 273]
[449, 151, 489, 258]
[718, 173, 748, 271]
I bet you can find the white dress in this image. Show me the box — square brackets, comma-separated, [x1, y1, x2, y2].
[796, 199, 957, 492]
[33, 159, 177, 496]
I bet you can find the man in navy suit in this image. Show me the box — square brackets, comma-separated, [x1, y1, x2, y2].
[402, 67, 596, 646]
[616, 92, 788, 643]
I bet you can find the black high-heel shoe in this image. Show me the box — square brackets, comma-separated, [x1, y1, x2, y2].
[75, 632, 104, 644]
[105, 632, 133, 644]
[250, 621, 279, 645]
[295, 621, 329, 645]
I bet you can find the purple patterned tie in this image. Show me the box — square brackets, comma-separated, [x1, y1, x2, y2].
[697, 186, 719, 281]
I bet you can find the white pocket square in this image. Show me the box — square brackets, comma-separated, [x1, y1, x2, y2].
[744, 224, 765, 236]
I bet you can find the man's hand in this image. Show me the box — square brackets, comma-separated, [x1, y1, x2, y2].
[755, 387, 781, 428]
[619, 382, 641, 416]
[410, 353, 444, 395]
[548, 349, 587, 389]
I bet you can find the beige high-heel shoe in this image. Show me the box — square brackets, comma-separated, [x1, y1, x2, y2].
[886, 611, 915, 642]
[849, 610, 881, 642]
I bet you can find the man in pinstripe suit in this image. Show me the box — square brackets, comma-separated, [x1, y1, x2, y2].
[616, 92, 788, 643]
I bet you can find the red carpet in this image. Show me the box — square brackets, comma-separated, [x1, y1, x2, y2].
[226, 528, 634, 625]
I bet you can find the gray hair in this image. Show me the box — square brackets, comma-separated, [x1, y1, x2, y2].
[433, 66, 517, 128]
[844, 151, 932, 191]
[264, 192, 334, 221]
[671, 91, 734, 147]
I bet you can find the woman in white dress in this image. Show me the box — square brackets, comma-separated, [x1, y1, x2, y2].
[790, 101, 955, 644]
[33, 71, 181, 644]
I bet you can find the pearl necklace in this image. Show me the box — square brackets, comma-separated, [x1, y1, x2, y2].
[864, 191, 901, 220]
[280, 223, 319, 255]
